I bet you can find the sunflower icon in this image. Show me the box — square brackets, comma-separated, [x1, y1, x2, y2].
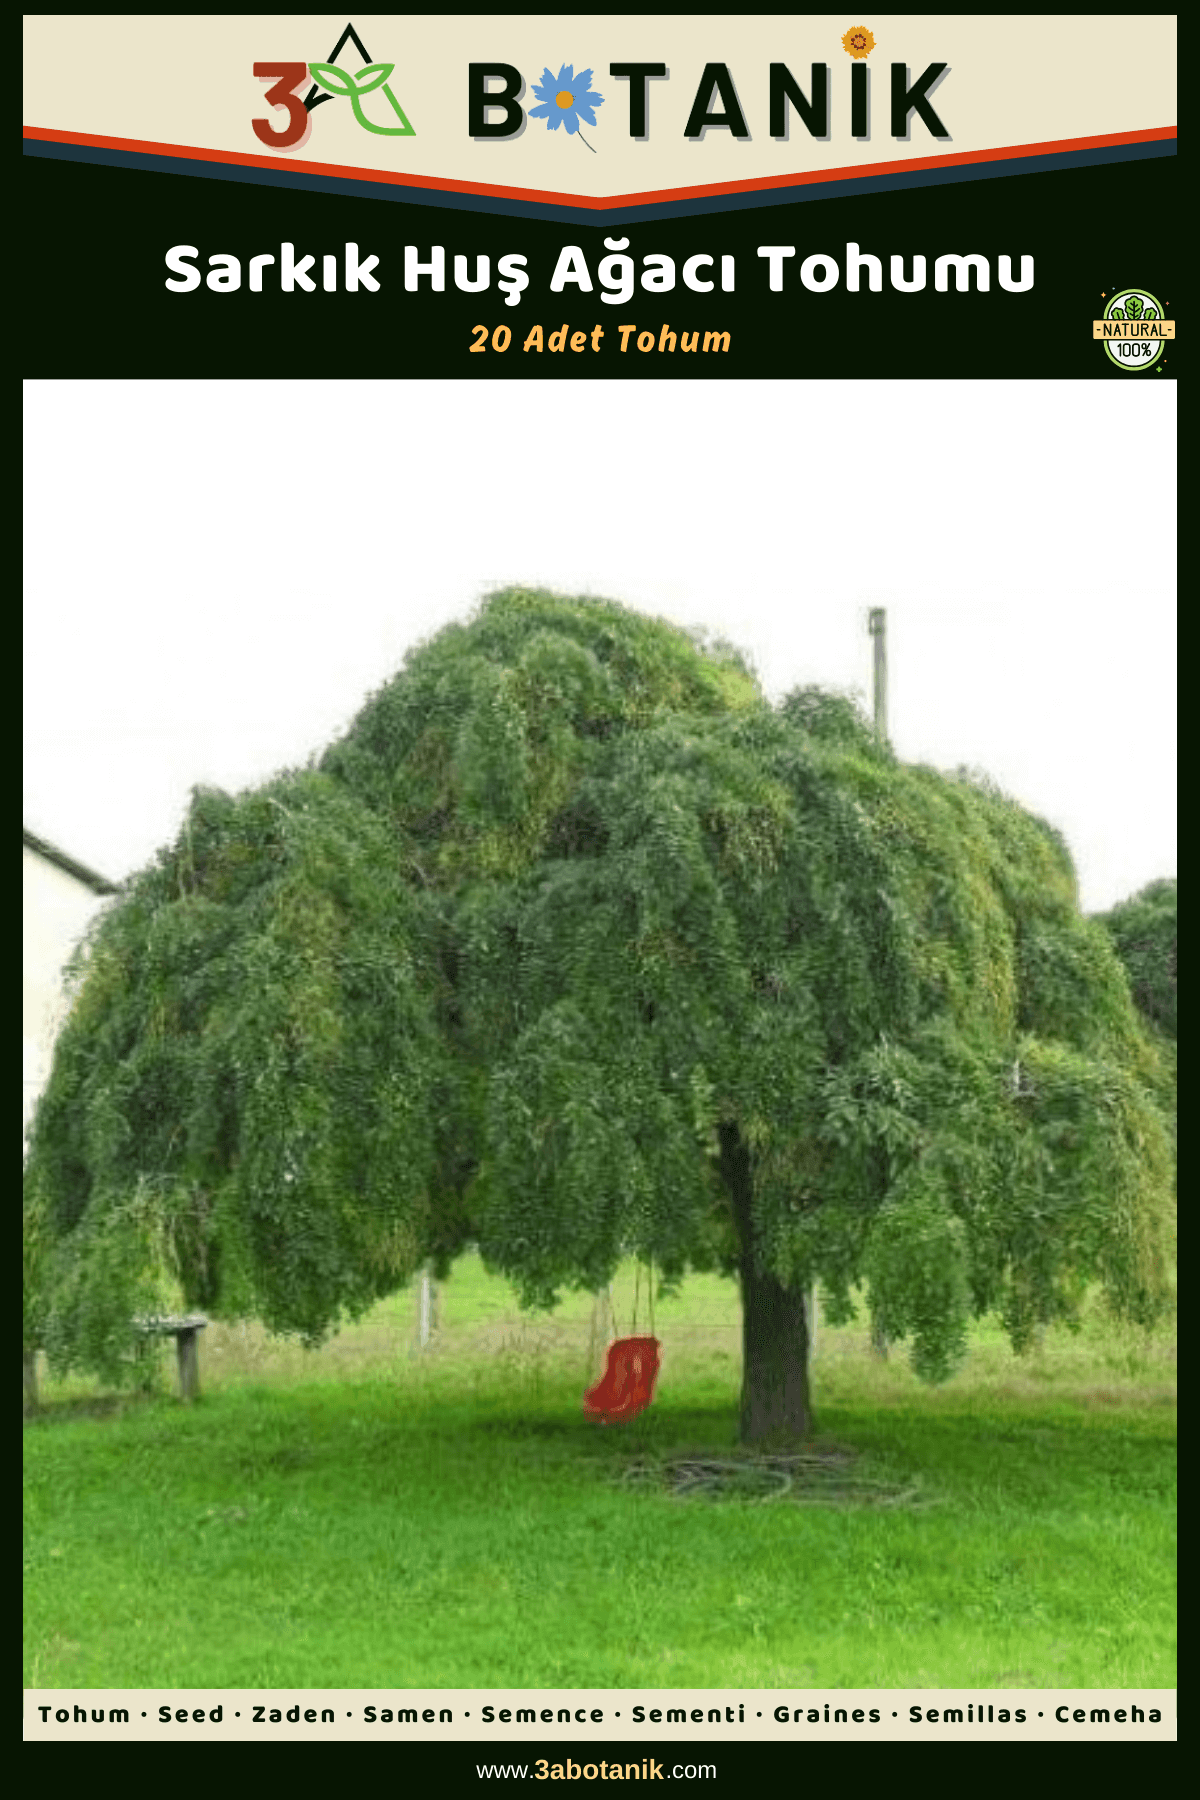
[841, 27, 876, 59]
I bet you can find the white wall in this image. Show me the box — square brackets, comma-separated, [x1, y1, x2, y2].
[23, 846, 110, 1140]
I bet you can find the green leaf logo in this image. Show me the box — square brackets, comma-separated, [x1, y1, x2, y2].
[307, 59, 415, 135]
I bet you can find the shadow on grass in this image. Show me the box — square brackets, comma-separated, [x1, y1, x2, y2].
[23, 1365, 1175, 1514]
[472, 1416, 588, 1441]
[24, 1390, 169, 1426]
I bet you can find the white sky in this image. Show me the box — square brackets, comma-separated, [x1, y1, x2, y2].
[24, 379, 1175, 914]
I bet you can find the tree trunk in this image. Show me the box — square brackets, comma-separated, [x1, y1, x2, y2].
[718, 1123, 813, 1443]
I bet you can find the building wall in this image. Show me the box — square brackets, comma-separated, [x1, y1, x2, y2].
[23, 845, 111, 1138]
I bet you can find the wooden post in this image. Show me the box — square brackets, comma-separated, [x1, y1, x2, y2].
[418, 1267, 437, 1348]
[868, 607, 888, 743]
[176, 1326, 201, 1402]
[805, 1289, 818, 1360]
[23, 1349, 38, 1417]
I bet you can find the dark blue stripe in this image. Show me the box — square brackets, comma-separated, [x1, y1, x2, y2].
[23, 133, 1175, 225]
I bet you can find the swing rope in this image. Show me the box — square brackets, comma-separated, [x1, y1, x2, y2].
[624, 1255, 656, 1341]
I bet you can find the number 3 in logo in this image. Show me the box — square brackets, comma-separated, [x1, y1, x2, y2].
[253, 63, 310, 149]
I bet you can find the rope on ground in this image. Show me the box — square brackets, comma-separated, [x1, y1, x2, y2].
[616, 1450, 941, 1509]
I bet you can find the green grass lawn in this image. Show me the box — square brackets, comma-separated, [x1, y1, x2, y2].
[23, 1257, 1175, 1689]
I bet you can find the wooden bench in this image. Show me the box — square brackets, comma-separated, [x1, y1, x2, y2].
[135, 1315, 209, 1401]
[23, 1314, 209, 1412]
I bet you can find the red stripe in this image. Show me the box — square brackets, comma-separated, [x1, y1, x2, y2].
[23, 124, 1176, 209]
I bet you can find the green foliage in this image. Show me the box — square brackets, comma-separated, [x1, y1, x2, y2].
[26, 773, 445, 1369]
[25, 588, 1175, 1388]
[1095, 878, 1176, 1041]
[862, 1168, 971, 1381]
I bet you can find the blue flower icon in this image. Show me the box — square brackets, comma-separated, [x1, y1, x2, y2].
[530, 64, 604, 151]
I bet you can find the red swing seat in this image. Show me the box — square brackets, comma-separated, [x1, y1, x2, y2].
[583, 1336, 661, 1423]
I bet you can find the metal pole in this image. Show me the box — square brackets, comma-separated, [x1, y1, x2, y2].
[419, 1268, 434, 1348]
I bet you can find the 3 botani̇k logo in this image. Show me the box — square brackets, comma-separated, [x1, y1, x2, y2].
[253, 20, 957, 155]
[253, 23, 414, 150]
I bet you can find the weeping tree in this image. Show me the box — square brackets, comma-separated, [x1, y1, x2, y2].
[1095, 878, 1177, 1043]
[1095, 876, 1176, 1149]
[24, 589, 1175, 1439]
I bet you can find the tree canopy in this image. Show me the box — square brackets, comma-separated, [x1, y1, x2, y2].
[24, 589, 1175, 1431]
[1095, 878, 1177, 1042]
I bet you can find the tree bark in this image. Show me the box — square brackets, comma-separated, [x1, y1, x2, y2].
[719, 1123, 813, 1443]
